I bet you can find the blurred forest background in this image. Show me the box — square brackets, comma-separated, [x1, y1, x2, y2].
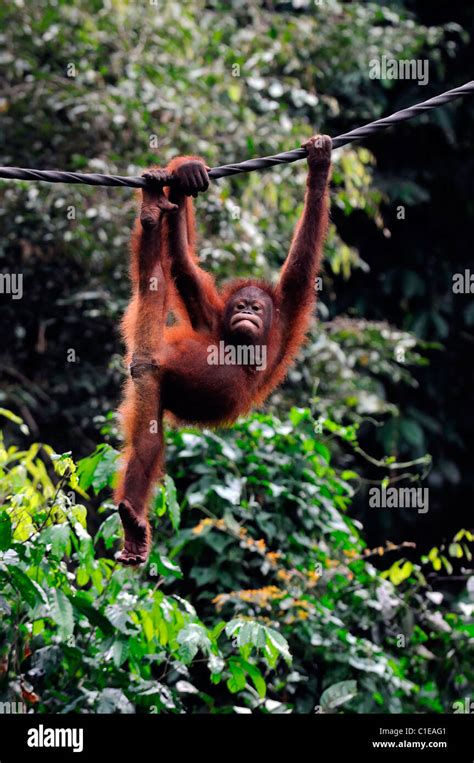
[0, 0, 472, 714]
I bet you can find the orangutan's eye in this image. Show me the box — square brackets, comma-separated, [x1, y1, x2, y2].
[252, 304, 261, 312]
[236, 303, 245, 311]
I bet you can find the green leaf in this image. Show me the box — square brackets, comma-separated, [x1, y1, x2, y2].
[228, 83, 241, 102]
[164, 475, 180, 530]
[225, 620, 292, 667]
[97, 513, 121, 547]
[153, 553, 182, 579]
[264, 626, 292, 667]
[96, 688, 134, 714]
[71, 504, 87, 527]
[227, 658, 247, 693]
[0, 513, 12, 551]
[77, 445, 118, 493]
[177, 623, 211, 663]
[49, 589, 74, 640]
[76, 568, 89, 587]
[0, 407, 24, 425]
[113, 639, 130, 667]
[213, 477, 244, 505]
[341, 470, 359, 481]
[399, 419, 424, 449]
[387, 559, 413, 585]
[69, 593, 115, 636]
[7, 566, 46, 608]
[0, 408, 29, 434]
[320, 680, 358, 711]
[313, 441, 331, 463]
[239, 659, 267, 698]
[41, 523, 71, 558]
[448, 542, 463, 559]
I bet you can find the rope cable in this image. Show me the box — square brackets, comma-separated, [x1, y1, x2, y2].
[0, 81, 472, 189]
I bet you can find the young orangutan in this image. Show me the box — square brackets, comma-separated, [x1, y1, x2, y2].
[114, 135, 332, 564]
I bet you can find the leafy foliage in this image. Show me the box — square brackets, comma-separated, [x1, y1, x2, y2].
[0, 410, 471, 713]
[0, 415, 293, 713]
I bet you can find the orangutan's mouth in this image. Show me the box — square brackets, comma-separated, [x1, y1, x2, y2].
[230, 313, 262, 332]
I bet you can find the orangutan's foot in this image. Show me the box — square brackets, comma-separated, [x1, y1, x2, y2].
[116, 501, 150, 566]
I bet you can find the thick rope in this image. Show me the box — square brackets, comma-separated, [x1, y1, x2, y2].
[0, 81, 472, 189]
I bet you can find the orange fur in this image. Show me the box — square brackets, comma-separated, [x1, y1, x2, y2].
[114, 146, 331, 564]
